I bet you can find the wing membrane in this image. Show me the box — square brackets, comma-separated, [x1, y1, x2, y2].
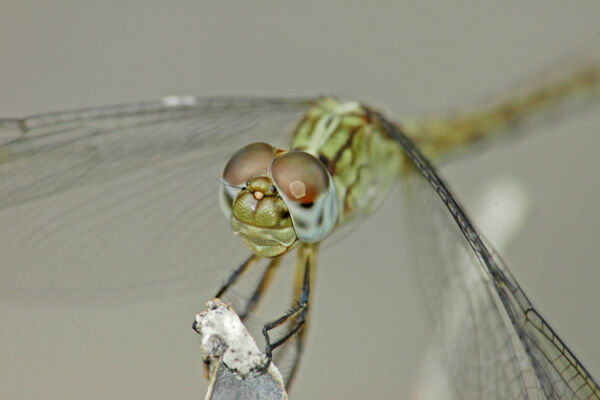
[0, 97, 312, 300]
[383, 116, 600, 399]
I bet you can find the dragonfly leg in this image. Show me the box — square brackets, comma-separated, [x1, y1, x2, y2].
[280, 243, 317, 387]
[212, 253, 284, 320]
[214, 254, 261, 298]
[239, 256, 284, 319]
[279, 319, 307, 388]
[258, 243, 317, 382]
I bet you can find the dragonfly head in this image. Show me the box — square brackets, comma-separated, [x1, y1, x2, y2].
[220, 142, 338, 257]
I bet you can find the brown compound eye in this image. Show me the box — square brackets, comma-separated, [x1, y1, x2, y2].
[270, 151, 337, 243]
[222, 142, 275, 186]
[270, 151, 329, 206]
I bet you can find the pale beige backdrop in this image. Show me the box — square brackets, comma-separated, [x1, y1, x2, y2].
[1, 1, 599, 399]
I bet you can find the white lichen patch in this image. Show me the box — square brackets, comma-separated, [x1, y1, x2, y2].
[195, 299, 267, 377]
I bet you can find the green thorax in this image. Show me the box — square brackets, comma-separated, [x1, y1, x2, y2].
[290, 97, 404, 225]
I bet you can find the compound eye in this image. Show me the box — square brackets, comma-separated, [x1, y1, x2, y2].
[270, 151, 337, 243]
[271, 151, 329, 206]
[222, 142, 275, 186]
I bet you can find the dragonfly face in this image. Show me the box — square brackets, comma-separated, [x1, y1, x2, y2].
[220, 141, 338, 257]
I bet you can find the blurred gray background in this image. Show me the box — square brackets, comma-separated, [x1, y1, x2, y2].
[1, 1, 599, 399]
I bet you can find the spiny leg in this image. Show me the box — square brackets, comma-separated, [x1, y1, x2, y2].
[213, 253, 285, 321]
[239, 255, 284, 320]
[261, 261, 309, 369]
[280, 243, 317, 388]
[260, 243, 317, 381]
[214, 254, 261, 298]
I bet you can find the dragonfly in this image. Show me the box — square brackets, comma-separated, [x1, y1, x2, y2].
[1, 53, 599, 399]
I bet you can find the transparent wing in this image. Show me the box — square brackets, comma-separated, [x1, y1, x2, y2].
[382, 118, 600, 399]
[0, 97, 313, 300]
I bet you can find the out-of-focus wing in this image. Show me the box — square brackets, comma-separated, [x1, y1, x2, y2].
[382, 116, 600, 399]
[0, 97, 312, 300]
